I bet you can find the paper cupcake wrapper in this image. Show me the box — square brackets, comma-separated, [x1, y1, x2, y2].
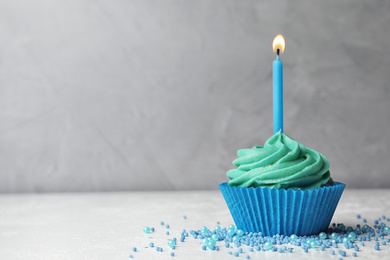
[219, 182, 345, 236]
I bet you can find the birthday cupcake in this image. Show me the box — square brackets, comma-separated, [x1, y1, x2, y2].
[219, 131, 345, 236]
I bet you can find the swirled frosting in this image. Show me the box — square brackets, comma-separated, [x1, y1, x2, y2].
[227, 131, 332, 190]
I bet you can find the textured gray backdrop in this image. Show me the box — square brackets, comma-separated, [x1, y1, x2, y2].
[1, 0, 390, 192]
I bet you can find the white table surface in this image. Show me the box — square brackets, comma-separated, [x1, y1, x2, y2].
[1, 189, 390, 260]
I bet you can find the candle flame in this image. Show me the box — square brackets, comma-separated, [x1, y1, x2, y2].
[272, 34, 285, 54]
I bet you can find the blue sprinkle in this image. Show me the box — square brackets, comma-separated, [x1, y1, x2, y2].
[357, 214, 361, 219]
[166, 225, 170, 229]
[149, 242, 154, 247]
[339, 224, 346, 231]
[352, 252, 357, 257]
[228, 251, 232, 255]
[331, 250, 335, 255]
[166, 231, 169, 235]
[132, 247, 137, 252]
[374, 245, 380, 250]
[143, 227, 151, 234]
[249, 248, 254, 252]
[288, 248, 293, 253]
[234, 252, 239, 257]
[151, 227, 155, 232]
[183, 216, 187, 220]
[160, 221, 164, 225]
[361, 242, 365, 246]
[202, 246, 206, 250]
[343, 237, 351, 244]
[238, 248, 243, 253]
[170, 252, 174, 256]
[129, 255, 133, 259]
[215, 246, 219, 251]
[246, 256, 250, 259]
[381, 241, 386, 245]
[363, 219, 367, 223]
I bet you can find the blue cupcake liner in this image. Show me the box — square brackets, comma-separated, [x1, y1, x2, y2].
[219, 182, 345, 236]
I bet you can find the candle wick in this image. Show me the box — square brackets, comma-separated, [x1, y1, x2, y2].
[276, 48, 280, 56]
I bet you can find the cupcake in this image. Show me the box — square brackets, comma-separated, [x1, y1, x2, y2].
[219, 131, 345, 236]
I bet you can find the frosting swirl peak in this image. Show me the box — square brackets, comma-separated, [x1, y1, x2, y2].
[227, 131, 332, 190]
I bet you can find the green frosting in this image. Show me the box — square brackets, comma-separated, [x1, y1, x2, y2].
[227, 131, 332, 190]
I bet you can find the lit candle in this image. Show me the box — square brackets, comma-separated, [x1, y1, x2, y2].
[272, 35, 285, 134]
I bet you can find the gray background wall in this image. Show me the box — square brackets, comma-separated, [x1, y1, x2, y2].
[0, 0, 389, 192]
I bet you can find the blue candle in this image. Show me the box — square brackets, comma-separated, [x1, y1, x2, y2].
[272, 35, 285, 134]
[273, 55, 283, 134]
